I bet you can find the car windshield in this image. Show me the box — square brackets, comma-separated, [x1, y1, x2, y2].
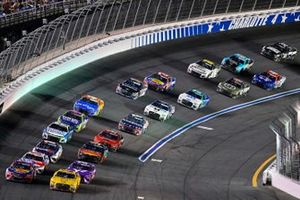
[127, 114, 144, 124]
[274, 43, 287, 51]
[186, 90, 203, 99]
[56, 171, 75, 179]
[196, 60, 214, 70]
[38, 141, 57, 151]
[152, 101, 169, 111]
[101, 131, 119, 140]
[49, 124, 68, 132]
[24, 153, 44, 162]
[230, 56, 244, 64]
[227, 79, 243, 88]
[151, 73, 168, 83]
[81, 97, 98, 106]
[262, 72, 276, 81]
[72, 162, 93, 171]
[64, 111, 82, 121]
[83, 143, 106, 152]
[122, 79, 142, 91]
[13, 162, 31, 170]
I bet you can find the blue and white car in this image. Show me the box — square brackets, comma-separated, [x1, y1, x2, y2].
[221, 53, 254, 73]
[32, 140, 63, 163]
[73, 95, 104, 117]
[118, 114, 149, 136]
[116, 78, 148, 100]
[144, 100, 175, 121]
[58, 110, 89, 133]
[42, 122, 74, 143]
[177, 89, 210, 110]
[252, 70, 286, 90]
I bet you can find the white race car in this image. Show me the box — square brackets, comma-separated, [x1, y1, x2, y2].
[177, 89, 210, 110]
[144, 100, 175, 121]
[187, 58, 221, 79]
[21, 151, 50, 174]
[32, 140, 63, 163]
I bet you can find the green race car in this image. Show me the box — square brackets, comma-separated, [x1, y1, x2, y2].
[216, 78, 250, 99]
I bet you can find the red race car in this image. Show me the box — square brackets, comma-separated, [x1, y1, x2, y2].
[93, 129, 124, 152]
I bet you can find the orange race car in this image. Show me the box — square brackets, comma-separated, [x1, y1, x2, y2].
[73, 95, 104, 117]
[78, 141, 109, 163]
[94, 129, 124, 152]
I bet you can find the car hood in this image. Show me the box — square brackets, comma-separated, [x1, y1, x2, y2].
[75, 100, 98, 111]
[60, 116, 80, 126]
[121, 119, 143, 128]
[255, 74, 274, 84]
[219, 82, 238, 92]
[47, 128, 67, 136]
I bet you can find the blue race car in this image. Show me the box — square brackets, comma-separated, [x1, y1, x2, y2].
[42, 122, 74, 143]
[118, 114, 149, 136]
[58, 110, 89, 132]
[144, 72, 176, 92]
[73, 95, 104, 117]
[221, 53, 254, 73]
[252, 70, 286, 90]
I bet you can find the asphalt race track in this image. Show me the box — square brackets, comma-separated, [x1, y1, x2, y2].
[0, 22, 300, 200]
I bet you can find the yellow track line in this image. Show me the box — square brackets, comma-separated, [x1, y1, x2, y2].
[252, 154, 276, 187]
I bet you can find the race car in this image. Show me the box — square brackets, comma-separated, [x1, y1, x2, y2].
[73, 95, 104, 117]
[78, 141, 109, 163]
[42, 122, 74, 143]
[67, 160, 96, 184]
[93, 129, 124, 152]
[217, 78, 250, 99]
[144, 72, 176, 92]
[177, 89, 210, 110]
[221, 53, 254, 73]
[32, 140, 63, 163]
[187, 58, 222, 79]
[5, 160, 36, 183]
[58, 110, 89, 132]
[116, 78, 148, 100]
[144, 100, 175, 121]
[118, 113, 149, 136]
[261, 42, 298, 62]
[50, 169, 81, 193]
[21, 151, 49, 174]
[252, 70, 286, 90]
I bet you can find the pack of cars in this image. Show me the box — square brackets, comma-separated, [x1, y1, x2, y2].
[5, 40, 296, 192]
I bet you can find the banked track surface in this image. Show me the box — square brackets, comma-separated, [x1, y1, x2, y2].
[0, 23, 300, 200]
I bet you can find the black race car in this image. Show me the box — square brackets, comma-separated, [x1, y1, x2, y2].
[115, 78, 148, 100]
[261, 42, 297, 62]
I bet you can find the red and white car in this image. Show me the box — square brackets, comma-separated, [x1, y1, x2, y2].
[21, 151, 50, 174]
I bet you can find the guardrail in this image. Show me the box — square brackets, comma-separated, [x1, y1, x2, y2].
[0, 0, 299, 84]
[0, 6, 299, 115]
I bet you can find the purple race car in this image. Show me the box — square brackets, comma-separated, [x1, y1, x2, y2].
[5, 159, 36, 183]
[67, 160, 96, 184]
[144, 72, 176, 92]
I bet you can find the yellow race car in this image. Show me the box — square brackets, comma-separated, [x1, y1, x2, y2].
[50, 169, 81, 193]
